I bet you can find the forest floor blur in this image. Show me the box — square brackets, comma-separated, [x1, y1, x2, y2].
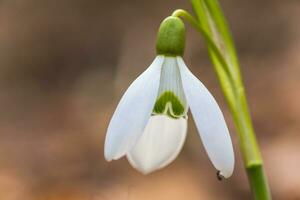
[0, 0, 300, 199]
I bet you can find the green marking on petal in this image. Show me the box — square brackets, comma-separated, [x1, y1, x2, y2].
[153, 91, 186, 118]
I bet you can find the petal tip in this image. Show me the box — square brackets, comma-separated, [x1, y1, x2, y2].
[218, 167, 234, 179]
[104, 151, 113, 162]
[126, 154, 157, 175]
[104, 155, 112, 162]
[138, 167, 155, 175]
[104, 145, 123, 162]
[132, 163, 158, 175]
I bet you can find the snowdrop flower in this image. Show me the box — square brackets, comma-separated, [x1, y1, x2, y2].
[104, 16, 234, 178]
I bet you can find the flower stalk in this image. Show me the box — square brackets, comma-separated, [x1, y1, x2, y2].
[172, 0, 271, 199]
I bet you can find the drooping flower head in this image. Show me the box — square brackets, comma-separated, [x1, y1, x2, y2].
[104, 16, 234, 179]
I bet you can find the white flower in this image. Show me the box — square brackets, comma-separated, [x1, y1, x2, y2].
[104, 55, 234, 178]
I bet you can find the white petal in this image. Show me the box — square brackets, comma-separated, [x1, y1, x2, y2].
[104, 56, 164, 161]
[127, 115, 187, 174]
[177, 57, 234, 178]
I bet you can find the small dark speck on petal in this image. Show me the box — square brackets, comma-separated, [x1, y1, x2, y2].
[217, 171, 224, 181]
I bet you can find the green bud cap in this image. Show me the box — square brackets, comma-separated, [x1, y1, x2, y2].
[156, 16, 186, 56]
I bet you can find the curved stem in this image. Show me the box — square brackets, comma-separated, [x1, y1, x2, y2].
[173, 6, 271, 200]
[172, 10, 234, 85]
[172, 9, 237, 106]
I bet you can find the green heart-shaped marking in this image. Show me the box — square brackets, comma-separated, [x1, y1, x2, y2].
[153, 91, 186, 118]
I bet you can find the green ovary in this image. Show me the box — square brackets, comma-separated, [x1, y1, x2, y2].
[153, 91, 186, 118]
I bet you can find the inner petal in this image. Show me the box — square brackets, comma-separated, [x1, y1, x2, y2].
[153, 56, 188, 118]
[126, 115, 187, 174]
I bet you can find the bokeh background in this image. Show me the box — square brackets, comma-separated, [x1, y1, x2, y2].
[0, 0, 299, 199]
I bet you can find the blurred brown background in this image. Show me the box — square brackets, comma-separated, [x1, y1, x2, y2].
[0, 0, 300, 199]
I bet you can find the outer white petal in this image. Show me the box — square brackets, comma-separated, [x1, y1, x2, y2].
[127, 115, 187, 174]
[177, 57, 234, 178]
[104, 56, 164, 161]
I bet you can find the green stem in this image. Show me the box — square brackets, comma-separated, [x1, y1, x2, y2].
[172, 9, 232, 80]
[173, 2, 271, 199]
[247, 165, 271, 200]
[230, 82, 271, 199]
